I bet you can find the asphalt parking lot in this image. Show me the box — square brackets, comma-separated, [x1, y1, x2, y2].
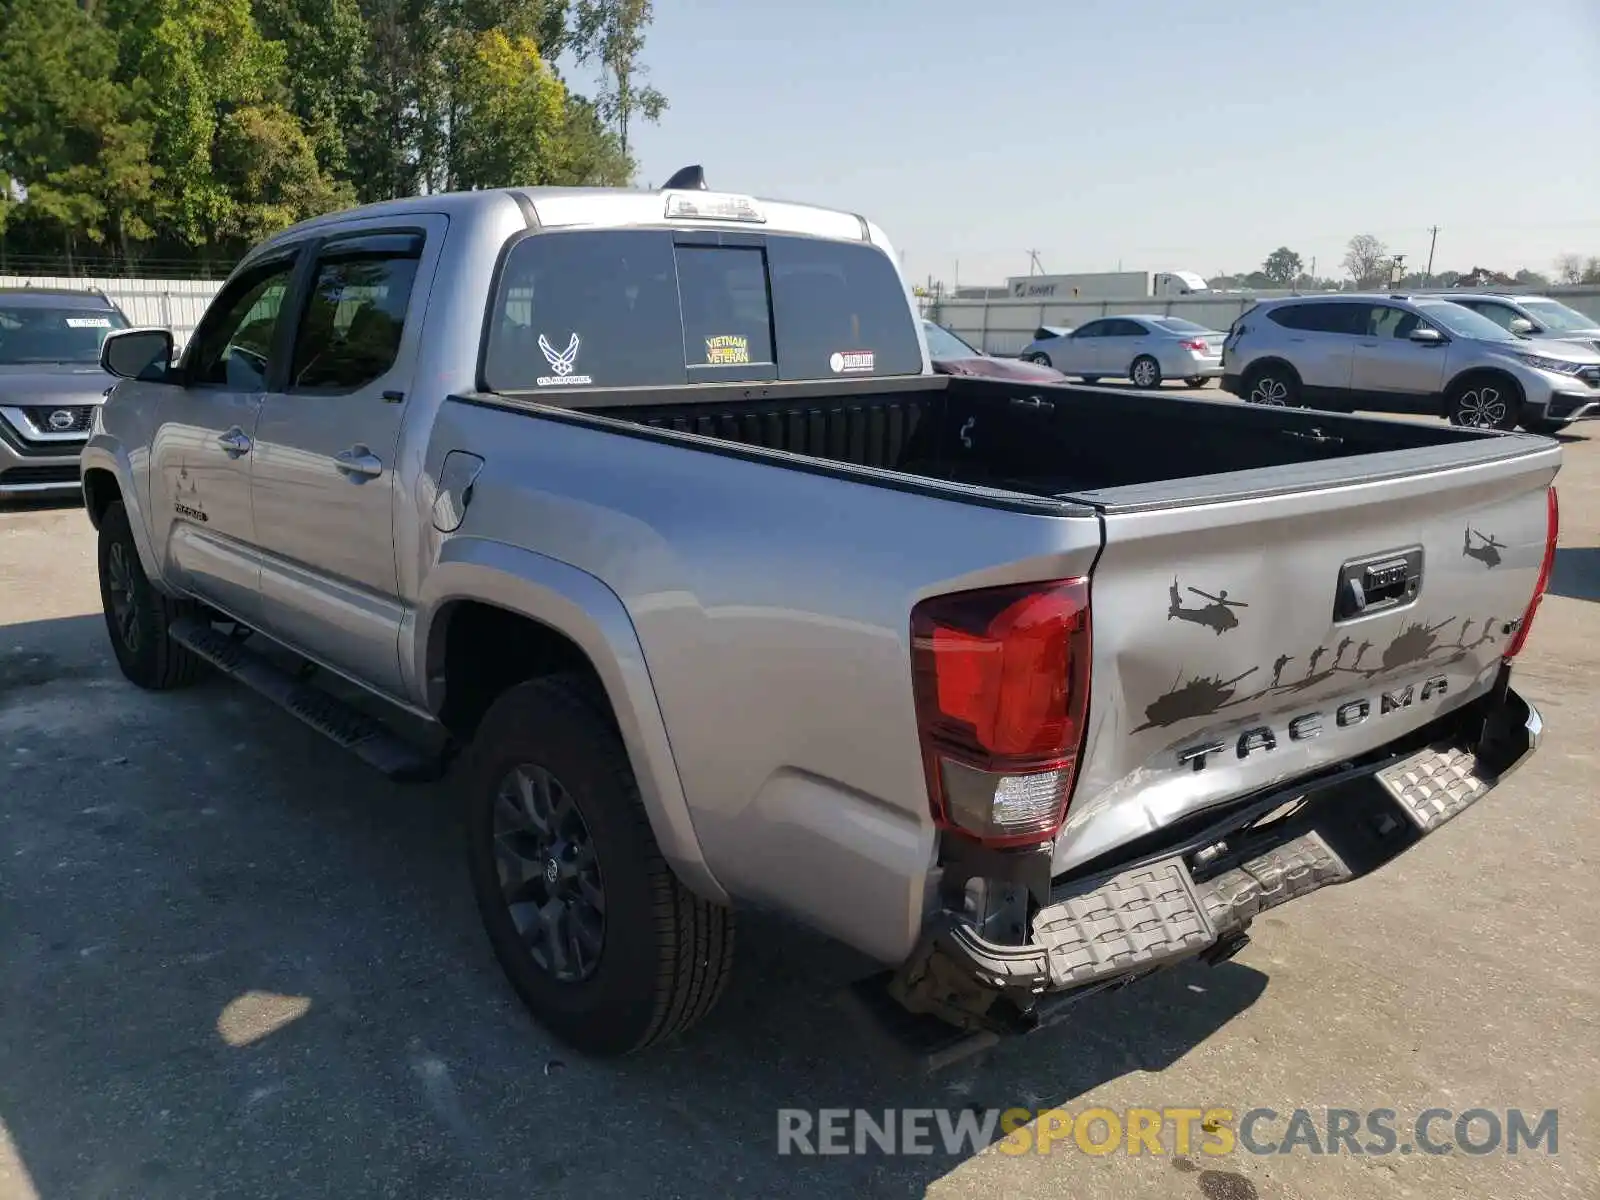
[2, 425, 1597, 1200]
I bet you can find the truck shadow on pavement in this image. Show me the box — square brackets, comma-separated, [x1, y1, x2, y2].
[0, 614, 1267, 1200]
[1548, 546, 1600, 603]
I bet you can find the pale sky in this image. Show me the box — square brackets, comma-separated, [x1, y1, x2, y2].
[622, 0, 1600, 287]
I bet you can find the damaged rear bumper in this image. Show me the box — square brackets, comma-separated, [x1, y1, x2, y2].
[892, 679, 1542, 1033]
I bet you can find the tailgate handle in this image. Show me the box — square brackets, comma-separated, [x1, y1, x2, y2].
[1334, 549, 1423, 621]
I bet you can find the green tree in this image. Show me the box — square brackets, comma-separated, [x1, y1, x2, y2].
[254, 0, 373, 181]
[1261, 246, 1303, 287]
[574, 0, 665, 164]
[448, 28, 567, 188]
[0, 0, 156, 259]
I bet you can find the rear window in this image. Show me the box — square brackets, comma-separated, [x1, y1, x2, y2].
[1268, 302, 1364, 335]
[481, 229, 921, 393]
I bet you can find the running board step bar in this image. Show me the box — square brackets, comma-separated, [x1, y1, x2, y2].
[168, 617, 444, 782]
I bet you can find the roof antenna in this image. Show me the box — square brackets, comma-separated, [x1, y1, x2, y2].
[662, 165, 707, 191]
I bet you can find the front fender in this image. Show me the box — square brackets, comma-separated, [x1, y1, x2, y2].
[410, 536, 729, 906]
[80, 434, 172, 595]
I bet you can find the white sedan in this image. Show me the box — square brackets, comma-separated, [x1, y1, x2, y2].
[1019, 315, 1227, 388]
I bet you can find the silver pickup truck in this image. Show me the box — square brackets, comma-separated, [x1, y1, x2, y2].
[83, 174, 1559, 1058]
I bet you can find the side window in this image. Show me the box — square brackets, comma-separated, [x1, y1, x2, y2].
[767, 235, 923, 379]
[1108, 319, 1147, 337]
[675, 244, 775, 379]
[1471, 302, 1520, 332]
[1267, 306, 1309, 331]
[1367, 305, 1409, 338]
[1074, 320, 1109, 338]
[1306, 303, 1365, 335]
[289, 234, 422, 392]
[186, 259, 296, 390]
[483, 230, 684, 391]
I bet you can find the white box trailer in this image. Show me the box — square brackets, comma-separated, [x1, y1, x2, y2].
[1002, 270, 1211, 302]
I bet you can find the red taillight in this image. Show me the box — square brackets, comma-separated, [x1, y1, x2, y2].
[910, 579, 1092, 847]
[1180, 339, 1208, 352]
[1504, 486, 1559, 660]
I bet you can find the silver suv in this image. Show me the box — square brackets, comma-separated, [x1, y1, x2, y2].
[1417, 292, 1600, 355]
[1221, 293, 1600, 433]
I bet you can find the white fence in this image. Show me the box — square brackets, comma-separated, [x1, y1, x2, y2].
[929, 286, 1600, 357]
[0, 275, 224, 346]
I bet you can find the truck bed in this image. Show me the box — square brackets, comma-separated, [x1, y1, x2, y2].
[504, 375, 1540, 512]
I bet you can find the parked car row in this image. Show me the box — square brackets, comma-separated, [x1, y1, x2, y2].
[1221, 293, 1600, 434]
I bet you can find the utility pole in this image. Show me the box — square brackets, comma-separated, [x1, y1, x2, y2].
[1027, 250, 1045, 276]
[1424, 225, 1440, 286]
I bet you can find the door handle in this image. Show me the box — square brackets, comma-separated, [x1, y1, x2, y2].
[217, 428, 252, 457]
[334, 445, 384, 481]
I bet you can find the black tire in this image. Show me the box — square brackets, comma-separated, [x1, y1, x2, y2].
[463, 676, 734, 1056]
[1184, 377, 1208, 389]
[1447, 373, 1521, 430]
[1519, 416, 1569, 437]
[97, 500, 205, 690]
[1129, 355, 1162, 388]
[1024, 352, 1052, 368]
[1080, 375, 1101, 384]
[1242, 362, 1301, 406]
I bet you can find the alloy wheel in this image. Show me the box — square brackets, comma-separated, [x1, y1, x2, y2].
[1457, 387, 1507, 428]
[1250, 377, 1289, 405]
[492, 764, 605, 983]
[1133, 359, 1158, 387]
[106, 542, 141, 653]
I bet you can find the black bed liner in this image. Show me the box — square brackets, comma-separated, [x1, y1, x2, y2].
[455, 376, 1549, 513]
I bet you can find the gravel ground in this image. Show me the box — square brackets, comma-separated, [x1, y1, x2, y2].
[1, 425, 1596, 1200]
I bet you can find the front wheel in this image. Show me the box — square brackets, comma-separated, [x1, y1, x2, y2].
[97, 501, 206, 690]
[1130, 355, 1162, 388]
[463, 676, 735, 1056]
[1184, 377, 1208, 389]
[1447, 375, 1521, 431]
[1024, 352, 1052, 368]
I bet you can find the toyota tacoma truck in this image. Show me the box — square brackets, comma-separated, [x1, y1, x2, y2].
[82, 172, 1558, 1058]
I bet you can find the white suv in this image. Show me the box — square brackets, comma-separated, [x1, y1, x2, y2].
[1221, 294, 1600, 434]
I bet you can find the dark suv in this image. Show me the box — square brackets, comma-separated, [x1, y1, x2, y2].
[0, 288, 129, 500]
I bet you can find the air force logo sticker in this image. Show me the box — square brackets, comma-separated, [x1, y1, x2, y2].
[535, 332, 593, 387]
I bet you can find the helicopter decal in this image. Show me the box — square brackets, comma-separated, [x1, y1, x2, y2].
[1166, 576, 1249, 635]
[1463, 526, 1505, 569]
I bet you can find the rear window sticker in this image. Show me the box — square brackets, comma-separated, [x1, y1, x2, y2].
[704, 334, 751, 365]
[829, 349, 874, 374]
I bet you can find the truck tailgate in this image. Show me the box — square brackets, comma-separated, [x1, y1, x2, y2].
[1057, 437, 1561, 874]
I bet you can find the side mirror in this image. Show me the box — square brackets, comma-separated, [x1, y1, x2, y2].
[102, 328, 175, 381]
[1408, 327, 1445, 344]
[1508, 317, 1536, 336]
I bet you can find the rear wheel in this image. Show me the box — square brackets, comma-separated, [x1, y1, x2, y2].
[1130, 355, 1162, 388]
[1447, 374, 1521, 431]
[1024, 352, 1052, 368]
[97, 501, 205, 690]
[1184, 377, 1208, 389]
[463, 676, 735, 1055]
[1080, 375, 1101, 384]
[1243, 363, 1300, 406]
